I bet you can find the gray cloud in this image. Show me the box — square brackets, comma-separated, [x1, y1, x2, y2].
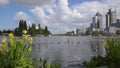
[12, 0, 55, 6]
[0, 0, 9, 6]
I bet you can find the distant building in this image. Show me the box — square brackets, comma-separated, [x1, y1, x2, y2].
[109, 27, 120, 34]
[106, 8, 117, 28]
[91, 12, 103, 31]
[109, 23, 120, 34]
[105, 8, 120, 34]
[117, 19, 120, 24]
[76, 29, 85, 36]
[66, 31, 75, 36]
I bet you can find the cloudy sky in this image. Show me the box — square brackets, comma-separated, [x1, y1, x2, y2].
[0, 0, 120, 34]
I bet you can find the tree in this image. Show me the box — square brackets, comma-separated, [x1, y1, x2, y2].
[14, 27, 20, 36]
[14, 21, 51, 36]
[0, 30, 2, 35]
[37, 24, 43, 35]
[92, 30, 99, 36]
[14, 20, 28, 36]
[29, 24, 36, 36]
[116, 30, 120, 35]
[43, 26, 51, 36]
[18, 20, 28, 36]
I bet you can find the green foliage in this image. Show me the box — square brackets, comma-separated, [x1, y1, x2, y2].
[13, 20, 51, 36]
[104, 37, 120, 68]
[43, 26, 51, 36]
[0, 30, 2, 35]
[28, 24, 51, 36]
[33, 57, 61, 68]
[84, 37, 120, 68]
[14, 20, 27, 36]
[83, 56, 106, 68]
[29, 24, 36, 36]
[0, 33, 33, 68]
[92, 30, 99, 36]
[1, 29, 13, 34]
[116, 30, 120, 35]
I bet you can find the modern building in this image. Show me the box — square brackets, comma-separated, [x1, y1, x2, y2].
[106, 8, 117, 28]
[105, 8, 120, 34]
[117, 19, 120, 24]
[91, 12, 103, 31]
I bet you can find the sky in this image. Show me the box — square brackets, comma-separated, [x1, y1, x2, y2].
[0, 0, 120, 34]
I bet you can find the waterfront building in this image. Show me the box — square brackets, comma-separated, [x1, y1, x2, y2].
[76, 29, 86, 36]
[91, 12, 103, 31]
[117, 19, 120, 24]
[66, 31, 75, 36]
[106, 8, 117, 28]
[105, 9, 120, 34]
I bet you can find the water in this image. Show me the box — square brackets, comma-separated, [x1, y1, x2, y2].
[0, 36, 106, 68]
[32, 36, 106, 68]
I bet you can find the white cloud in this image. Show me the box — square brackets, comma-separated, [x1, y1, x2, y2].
[11, 0, 119, 33]
[30, 0, 108, 33]
[14, 11, 32, 26]
[12, 0, 55, 6]
[106, 0, 120, 8]
[14, 11, 29, 22]
[0, 0, 9, 6]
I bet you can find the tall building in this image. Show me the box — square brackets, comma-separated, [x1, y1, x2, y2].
[92, 12, 103, 30]
[106, 8, 117, 28]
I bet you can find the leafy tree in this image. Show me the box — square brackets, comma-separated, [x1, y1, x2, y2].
[43, 26, 51, 36]
[37, 24, 43, 34]
[29, 24, 36, 36]
[0, 30, 2, 35]
[84, 37, 120, 68]
[14, 20, 51, 36]
[92, 30, 99, 36]
[14, 20, 28, 36]
[116, 30, 120, 35]
[18, 20, 28, 36]
[14, 27, 20, 36]
[2, 30, 7, 33]
[2, 29, 13, 34]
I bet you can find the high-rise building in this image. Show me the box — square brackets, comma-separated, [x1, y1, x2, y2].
[92, 12, 103, 30]
[106, 8, 117, 28]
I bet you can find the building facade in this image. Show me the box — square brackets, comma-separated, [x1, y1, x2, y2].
[91, 12, 103, 31]
[106, 8, 117, 28]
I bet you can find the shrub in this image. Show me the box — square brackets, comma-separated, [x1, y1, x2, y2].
[0, 30, 33, 68]
[84, 37, 120, 68]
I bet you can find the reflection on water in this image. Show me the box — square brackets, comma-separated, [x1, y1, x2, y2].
[32, 36, 106, 68]
[0, 36, 106, 68]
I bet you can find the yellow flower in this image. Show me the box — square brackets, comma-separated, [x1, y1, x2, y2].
[22, 35, 28, 40]
[1, 36, 6, 44]
[8, 33, 14, 39]
[28, 47, 32, 52]
[28, 37, 33, 44]
[22, 30, 27, 34]
[0, 44, 6, 49]
[17, 39, 24, 44]
[9, 38, 14, 43]
[102, 39, 108, 47]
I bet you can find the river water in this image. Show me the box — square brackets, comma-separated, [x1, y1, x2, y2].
[32, 36, 106, 68]
[0, 36, 106, 68]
